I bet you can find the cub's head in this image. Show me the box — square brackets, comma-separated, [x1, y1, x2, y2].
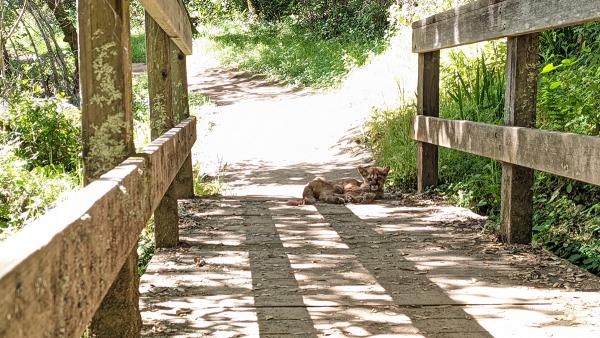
[358, 165, 390, 193]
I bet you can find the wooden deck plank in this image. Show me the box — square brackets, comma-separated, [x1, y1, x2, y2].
[140, 197, 600, 337]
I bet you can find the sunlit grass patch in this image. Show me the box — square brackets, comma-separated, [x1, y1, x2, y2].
[200, 18, 386, 88]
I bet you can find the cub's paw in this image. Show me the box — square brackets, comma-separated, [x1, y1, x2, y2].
[344, 193, 357, 203]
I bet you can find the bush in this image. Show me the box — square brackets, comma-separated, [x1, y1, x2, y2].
[0, 81, 81, 241]
[364, 105, 416, 190]
[203, 17, 386, 87]
[0, 142, 77, 240]
[131, 32, 147, 63]
[364, 37, 600, 275]
[441, 42, 506, 123]
[292, 0, 395, 39]
[0, 84, 81, 171]
[533, 174, 600, 274]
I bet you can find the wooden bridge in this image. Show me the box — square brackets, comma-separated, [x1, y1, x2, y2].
[1, 0, 599, 337]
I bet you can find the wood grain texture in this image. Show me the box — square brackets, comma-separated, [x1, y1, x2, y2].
[78, 0, 139, 335]
[79, 0, 134, 182]
[412, 0, 600, 52]
[0, 117, 196, 338]
[170, 40, 194, 199]
[140, 0, 193, 55]
[412, 116, 600, 187]
[500, 34, 539, 244]
[147, 14, 179, 248]
[416, 51, 440, 192]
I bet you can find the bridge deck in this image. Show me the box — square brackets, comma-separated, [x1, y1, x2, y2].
[140, 196, 600, 337]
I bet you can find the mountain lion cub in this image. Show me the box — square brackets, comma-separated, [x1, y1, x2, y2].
[288, 166, 389, 205]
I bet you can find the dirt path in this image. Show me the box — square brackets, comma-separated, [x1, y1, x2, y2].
[185, 38, 414, 198]
[131, 29, 417, 198]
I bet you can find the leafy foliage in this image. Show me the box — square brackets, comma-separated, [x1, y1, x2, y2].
[365, 33, 600, 275]
[364, 105, 416, 190]
[131, 32, 147, 64]
[202, 17, 385, 87]
[0, 141, 77, 240]
[192, 0, 394, 39]
[0, 81, 81, 171]
[442, 42, 506, 124]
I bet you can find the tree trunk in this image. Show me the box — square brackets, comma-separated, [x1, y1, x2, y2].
[43, 0, 77, 55]
[247, 0, 258, 20]
[0, 1, 5, 79]
[43, 0, 79, 102]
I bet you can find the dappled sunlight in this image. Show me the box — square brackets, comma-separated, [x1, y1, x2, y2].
[141, 196, 600, 337]
[140, 32, 600, 335]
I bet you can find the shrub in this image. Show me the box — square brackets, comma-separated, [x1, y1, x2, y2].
[0, 142, 77, 240]
[364, 105, 416, 190]
[364, 36, 600, 275]
[0, 84, 81, 171]
[204, 17, 386, 87]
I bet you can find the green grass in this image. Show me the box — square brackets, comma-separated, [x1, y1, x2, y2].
[131, 32, 147, 63]
[201, 17, 386, 88]
[364, 39, 600, 275]
[137, 219, 155, 275]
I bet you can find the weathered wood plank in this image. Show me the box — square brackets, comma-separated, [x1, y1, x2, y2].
[79, 0, 134, 182]
[500, 34, 539, 244]
[147, 14, 179, 248]
[77, 0, 139, 335]
[412, 0, 600, 53]
[416, 51, 440, 192]
[0, 117, 196, 338]
[412, 116, 600, 186]
[140, 0, 193, 55]
[170, 40, 194, 199]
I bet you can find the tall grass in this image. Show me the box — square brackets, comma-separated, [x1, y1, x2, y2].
[200, 16, 386, 88]
[131, 32, 147, 63]
[365, 39, 600, 275]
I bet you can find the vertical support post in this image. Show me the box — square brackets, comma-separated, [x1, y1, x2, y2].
[78, 0, 141, 336]
[416, 51, 440, 192]
[500, 34, 539, 244]
[169, 40, 194, 199]
[146, 13, 179, 248]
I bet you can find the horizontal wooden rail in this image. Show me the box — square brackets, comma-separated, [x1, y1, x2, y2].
[140, 0, 193, 55]
[412, 116, 600, 186]
[412, 0, 600, 53]
[0, 117, 196, 337]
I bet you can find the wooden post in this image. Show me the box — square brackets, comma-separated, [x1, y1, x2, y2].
[78, 0, 141, 336]
[416, 51, 440, 192]
[146, 13, 179, 248]
[169, 40, 194, 199]
[500, 34, 539, 244]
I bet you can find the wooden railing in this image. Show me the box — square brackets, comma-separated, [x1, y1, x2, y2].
[411, 0, 600, 244]
[0, 0, 195, 337]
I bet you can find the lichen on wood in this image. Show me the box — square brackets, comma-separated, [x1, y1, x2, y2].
[90, 30, 122, 108]
[88, 111, 127, 178]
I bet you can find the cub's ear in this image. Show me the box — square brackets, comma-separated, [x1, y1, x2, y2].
[382, 167, 390, 174]
[358, 166, 369, 177]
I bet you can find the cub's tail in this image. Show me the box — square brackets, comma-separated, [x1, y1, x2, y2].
[286, 199, 304, 206]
